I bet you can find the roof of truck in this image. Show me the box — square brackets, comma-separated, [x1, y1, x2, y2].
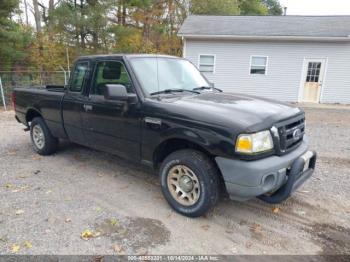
[77, 54, 179, 60]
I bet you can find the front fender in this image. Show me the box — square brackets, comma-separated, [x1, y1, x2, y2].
[160, 127, 210, 147]
[141, 117, 235, 163]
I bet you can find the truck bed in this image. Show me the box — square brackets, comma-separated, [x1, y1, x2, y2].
[14, 86, 66, 138]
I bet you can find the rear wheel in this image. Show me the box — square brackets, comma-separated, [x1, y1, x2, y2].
[159, 149, 219, 217]
[30, 117, 58, 155]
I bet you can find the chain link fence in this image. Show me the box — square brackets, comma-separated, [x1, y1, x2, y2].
[0, 71, 69, 108]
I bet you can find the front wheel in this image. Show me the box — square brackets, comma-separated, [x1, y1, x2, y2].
[30, 117, 58, 155]
[159, 150, 219, 217]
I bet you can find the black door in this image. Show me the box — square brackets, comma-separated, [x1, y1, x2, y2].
[81, 60, 142, 160]
[62, 60, 89, 145]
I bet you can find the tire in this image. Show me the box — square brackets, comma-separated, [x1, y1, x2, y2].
[30, 117, 58, 155]
[159, 149, 219, 217]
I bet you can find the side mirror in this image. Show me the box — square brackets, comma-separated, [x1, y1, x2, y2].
[104, 84, 128, 101]
[103, 84, 137, 103]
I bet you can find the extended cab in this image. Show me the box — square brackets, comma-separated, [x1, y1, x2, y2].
[13, 54, 317, 217]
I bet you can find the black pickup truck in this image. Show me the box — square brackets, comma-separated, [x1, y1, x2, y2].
[13, 54, 317, 217]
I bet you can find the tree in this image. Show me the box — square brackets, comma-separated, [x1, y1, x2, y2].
[190, 0, 239, 15]
[108, 0, 186, 55]
[189, 0, 283, 16]
[10, 0, 283, 72]
[238, 0, 268, 15]
[50, 0, 111, 52]
[0, 0, 32, 70]
[32, 0, 42, 33]
[29, 34, 68, 71]
[262, 0, 283, 15]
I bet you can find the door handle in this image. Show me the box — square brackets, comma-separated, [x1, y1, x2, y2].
[83, 104, 93, 111]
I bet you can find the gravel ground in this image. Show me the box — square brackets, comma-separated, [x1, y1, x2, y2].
[0, 107, 349, 255]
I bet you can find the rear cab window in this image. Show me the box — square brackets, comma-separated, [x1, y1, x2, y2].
[70, 61, 89, 92]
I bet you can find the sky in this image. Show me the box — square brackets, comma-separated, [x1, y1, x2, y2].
[279, 0, 350, 15]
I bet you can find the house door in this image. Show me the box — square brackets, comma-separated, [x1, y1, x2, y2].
[301, 59, 326, 103]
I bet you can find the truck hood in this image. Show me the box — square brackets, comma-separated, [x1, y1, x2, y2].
[147, 92, 302, 133]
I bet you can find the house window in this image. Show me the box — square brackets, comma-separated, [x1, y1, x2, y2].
[306, 62, 321, 82]
[250, 56, 268, 75]
[199, 55, 215, 73]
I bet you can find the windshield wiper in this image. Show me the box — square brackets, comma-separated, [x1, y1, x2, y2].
[150, 89, 200, 96]
[193, 86, 223, 92]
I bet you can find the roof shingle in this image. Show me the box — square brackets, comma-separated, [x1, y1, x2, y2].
[178, 15, 350, 38]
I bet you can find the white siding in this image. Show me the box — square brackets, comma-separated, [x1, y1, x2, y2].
[184, 39, 350, 104]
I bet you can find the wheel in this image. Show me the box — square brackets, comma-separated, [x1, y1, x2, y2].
[30, 117, 58, 155]
[159, 149, 219, 217]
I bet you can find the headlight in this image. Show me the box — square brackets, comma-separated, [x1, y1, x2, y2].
[236, 130, 274, 154]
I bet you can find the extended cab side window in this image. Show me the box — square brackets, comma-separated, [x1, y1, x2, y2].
[91, 61, 134, 96]
[70, 61, 89, 92]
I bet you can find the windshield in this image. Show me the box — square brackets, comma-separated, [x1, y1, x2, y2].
[129, 57, 210, 96]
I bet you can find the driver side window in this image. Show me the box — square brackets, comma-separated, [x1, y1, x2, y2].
[91, 61, 133, 96]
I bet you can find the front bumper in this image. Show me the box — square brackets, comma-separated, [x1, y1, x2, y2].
[215, 138, 317, 203]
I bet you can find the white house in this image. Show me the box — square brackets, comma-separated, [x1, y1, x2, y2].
[178, 15, 350, 104]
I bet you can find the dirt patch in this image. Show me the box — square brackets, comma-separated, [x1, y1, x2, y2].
[318, 157, 350, 168]
[94, 217, 170, 253]
[249, 223, 264, 241]
[308, 223, 350, 255]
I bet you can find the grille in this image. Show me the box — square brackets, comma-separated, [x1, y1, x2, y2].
[275, 114, 305, 155]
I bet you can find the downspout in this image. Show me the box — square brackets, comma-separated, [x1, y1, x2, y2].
[182, 37, 187, 58]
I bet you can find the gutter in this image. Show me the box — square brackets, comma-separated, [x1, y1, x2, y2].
[177, 34, 350, 42]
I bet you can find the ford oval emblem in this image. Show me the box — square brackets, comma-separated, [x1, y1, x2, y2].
[293, 128, 302, 141]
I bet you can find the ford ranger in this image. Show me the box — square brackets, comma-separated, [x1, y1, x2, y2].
[13, 54, 317, 217]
